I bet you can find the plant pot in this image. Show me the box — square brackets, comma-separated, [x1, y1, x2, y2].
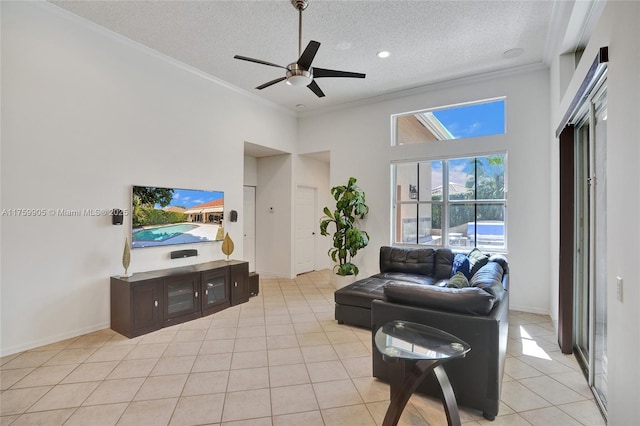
[332, 273, 356, 289]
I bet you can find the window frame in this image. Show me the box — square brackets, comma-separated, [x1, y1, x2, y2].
[391, 97, 507, 146]
[392, 153, 508, 252]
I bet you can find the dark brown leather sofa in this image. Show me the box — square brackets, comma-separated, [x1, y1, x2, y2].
[334, 246, 509, 420]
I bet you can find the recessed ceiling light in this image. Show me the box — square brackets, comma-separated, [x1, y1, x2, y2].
[377, 50, 391, 59]
[503, 48, 524, 59]
[295, 104, 306, 109]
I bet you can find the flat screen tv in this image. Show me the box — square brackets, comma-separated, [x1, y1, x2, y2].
[131, 185, 224, 249]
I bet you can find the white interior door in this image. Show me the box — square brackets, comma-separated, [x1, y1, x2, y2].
[243, 186, 256, 272]
[295, 186, 316, 275]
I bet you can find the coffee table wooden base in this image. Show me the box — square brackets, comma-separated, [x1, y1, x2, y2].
[382, 358, 461, 426]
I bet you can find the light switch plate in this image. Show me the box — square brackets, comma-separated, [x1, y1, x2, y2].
[616, 276, 623, 302]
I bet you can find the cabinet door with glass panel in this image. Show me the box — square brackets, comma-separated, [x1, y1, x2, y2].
[163, 272, 201, 325]
[201, 267, 231, 315]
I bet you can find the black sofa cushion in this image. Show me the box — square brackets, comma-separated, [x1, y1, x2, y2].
[334, 277, 389, 309]
[371, 272, 437, 286]
[379, 246, 435, 276]
[435, 248, 455, 279]
[383, 281, 497, 315]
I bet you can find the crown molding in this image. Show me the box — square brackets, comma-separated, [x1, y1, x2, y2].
[297, 62, 547, 119]
[543, 0, 572, 66]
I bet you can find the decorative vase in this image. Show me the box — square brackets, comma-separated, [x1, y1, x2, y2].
[221, 232, 234, 261]
[216, 225, 224, 241]
[121, 238, 132, 277]
[332, 273, 356, 289]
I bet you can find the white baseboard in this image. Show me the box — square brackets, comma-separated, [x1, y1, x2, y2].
[508, 304, 551, 317]
[1, 321, 111, 357]
[254, 270, 292, 280]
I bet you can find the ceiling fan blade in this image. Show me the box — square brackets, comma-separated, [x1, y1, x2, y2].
[234, 55, 286, 69]
[256, 77, 287, 90]
[307, 80, 325, 98]
[313, 67, 366, 79]
[297, 40, 321, 69]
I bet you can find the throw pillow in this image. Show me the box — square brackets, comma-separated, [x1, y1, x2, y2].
[447, 272, 470, 288]
[468, 248, 489, 277]
[451, 253, 471, 279]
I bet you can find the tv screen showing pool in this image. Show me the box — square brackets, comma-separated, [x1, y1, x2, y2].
[131, 185, 224, 248]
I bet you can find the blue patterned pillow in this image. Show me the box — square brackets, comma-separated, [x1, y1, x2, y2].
[451, 253, 471, 279]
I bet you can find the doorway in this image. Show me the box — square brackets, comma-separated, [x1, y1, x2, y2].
[295, 186, 317, 275]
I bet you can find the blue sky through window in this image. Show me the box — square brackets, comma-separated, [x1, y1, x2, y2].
[432, 99, 505, 139]
[150, 188, 223, 209]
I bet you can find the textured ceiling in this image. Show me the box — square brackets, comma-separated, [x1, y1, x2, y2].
[49, 0, 555, 113]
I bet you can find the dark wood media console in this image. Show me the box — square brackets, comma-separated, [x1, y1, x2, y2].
[110, 260, 249, 338]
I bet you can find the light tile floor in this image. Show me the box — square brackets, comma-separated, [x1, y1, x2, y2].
[0, 271, 607, 425]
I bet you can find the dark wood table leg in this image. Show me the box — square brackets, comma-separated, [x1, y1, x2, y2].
[383, 356, 406, 397]
[432, 364, 461, 426]
[382, 359, 461, 426]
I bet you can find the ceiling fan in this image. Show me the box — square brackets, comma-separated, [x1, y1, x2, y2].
[233, 0, 365, 98]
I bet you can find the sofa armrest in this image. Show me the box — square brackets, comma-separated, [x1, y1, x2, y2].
[470, 261, 506, 303]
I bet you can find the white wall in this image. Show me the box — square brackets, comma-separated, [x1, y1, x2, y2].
[244, 155, 258, 187]
[0, 1, 296, 355]
[298, 68, 551, 314]
[549, 2, 640, 424]
[255, 155, 293, 278]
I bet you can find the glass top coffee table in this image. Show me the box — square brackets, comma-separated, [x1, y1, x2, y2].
[374, 320, 471, 426]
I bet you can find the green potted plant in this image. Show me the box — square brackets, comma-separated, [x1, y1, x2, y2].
[320, 177, 370, 278]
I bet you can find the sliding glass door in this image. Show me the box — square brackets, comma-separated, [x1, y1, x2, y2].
[573, 80, 607, 415]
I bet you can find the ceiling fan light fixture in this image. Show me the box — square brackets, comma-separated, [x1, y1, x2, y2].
[286, 74, 313, 87]
[286, 63, 313, 86]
